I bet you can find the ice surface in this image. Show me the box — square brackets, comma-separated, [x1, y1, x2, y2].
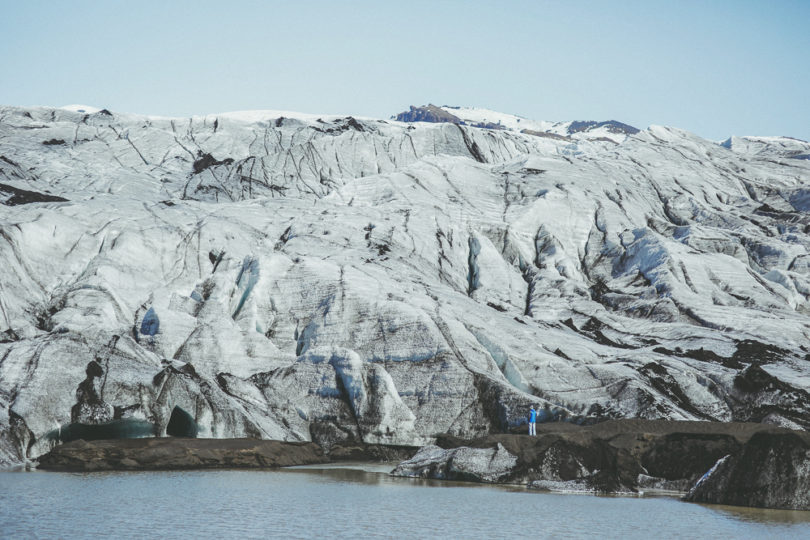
[1, 104, 810, 466]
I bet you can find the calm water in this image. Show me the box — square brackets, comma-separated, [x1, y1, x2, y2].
[2, 464, 810, 539]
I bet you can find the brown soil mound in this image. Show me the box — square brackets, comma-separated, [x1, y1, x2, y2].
[37, 437, 327, 472]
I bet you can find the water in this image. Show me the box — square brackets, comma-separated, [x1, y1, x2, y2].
[2, 465, 809, 539]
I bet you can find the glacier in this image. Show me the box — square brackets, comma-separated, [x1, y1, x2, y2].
[1, 103, 809, 466]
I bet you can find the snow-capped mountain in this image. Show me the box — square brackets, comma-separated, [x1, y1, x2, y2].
[1, 103, 809, 466]
[394, 104, 639, 143]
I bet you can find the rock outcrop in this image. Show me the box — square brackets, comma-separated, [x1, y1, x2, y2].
[394, 104, 463, 124]
[684, 429, 810, 510]
[392, 442, 518, 483]
[567, 120, 640, 135]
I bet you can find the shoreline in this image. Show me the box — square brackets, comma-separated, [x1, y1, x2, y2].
[31, 418, 810, 511]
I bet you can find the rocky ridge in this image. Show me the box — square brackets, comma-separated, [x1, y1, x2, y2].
[1, 104, 810, 469]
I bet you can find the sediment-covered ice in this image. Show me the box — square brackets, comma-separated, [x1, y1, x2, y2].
[1, 104, 809, 466]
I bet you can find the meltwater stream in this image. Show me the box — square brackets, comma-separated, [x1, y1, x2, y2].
[2, 465, 809, 539]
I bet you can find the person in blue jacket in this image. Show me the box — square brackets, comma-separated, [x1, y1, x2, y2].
[528, 405, 537, 436]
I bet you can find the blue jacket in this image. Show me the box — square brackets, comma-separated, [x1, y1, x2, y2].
[529, 409, 537, 423]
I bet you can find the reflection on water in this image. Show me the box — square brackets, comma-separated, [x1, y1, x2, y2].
[1, 466, 809, 539]
[707, 504, 810, 526]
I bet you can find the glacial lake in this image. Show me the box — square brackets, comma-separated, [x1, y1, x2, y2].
[2, 464, 810, 539]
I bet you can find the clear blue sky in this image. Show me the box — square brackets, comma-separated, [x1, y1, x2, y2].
[1, 0, 808, 141]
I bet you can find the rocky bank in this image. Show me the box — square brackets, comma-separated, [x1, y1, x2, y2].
[392, 419, 810, 510]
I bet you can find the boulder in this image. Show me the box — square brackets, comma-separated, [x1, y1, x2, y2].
[391, 443, 517, 483]
[684, 430, 810, 510]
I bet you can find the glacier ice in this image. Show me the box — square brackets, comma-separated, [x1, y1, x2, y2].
[1, 104, 810, 466]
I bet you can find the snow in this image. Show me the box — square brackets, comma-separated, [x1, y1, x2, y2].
[439, 106, 557, 133]
[205, 109, 374, 125]
[721, 135, 810, 159]
[435, 106, 632, 143]
[59, 104, 101, 113]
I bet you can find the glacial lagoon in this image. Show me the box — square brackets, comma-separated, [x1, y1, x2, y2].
[2, 465, 809, 539]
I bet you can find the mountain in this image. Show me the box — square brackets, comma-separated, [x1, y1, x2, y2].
[1, 104, 809, 467]
[394, 104, 639, 143]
